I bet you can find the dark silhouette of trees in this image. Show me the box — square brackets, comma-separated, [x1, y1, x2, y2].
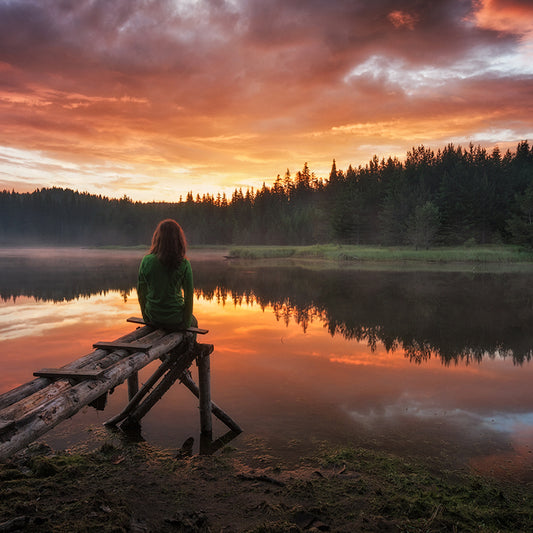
[407, 201, 440, 249]
[507, 180, 533, 247]
[1, 141, 532, 247]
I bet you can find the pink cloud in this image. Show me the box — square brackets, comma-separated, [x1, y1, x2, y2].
[473, 0, 533, 34]
[388, 10, 419, 30]
[0, 1, 531, 200]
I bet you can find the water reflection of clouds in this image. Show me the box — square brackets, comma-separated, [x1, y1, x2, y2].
[340, 383, 533, 463]
[483, 412, 533, 433]
[330, 352, 398, 367]
[0, 298, 82, 341]
[0, 292, 138, 341]
[345, 402, 489, 427]
[2, 288, 533, 478]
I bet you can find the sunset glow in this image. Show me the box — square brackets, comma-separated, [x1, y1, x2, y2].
[0, 0, 532, 201]
[2, 288, 533, 476]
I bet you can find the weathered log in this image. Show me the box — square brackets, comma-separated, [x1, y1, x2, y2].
[180, 370, 242, 434]
[104, 357, 175, 427]
[0, 331, 186, 461]
[8, 330, 182, 424]
[0, 419, 14, 433]
[0, 325, 153, 411]
[122, 346, 198, 425]
[0, 329, 166, 423]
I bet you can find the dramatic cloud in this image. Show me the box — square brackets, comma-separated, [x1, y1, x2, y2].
[388, 10, 420, 29]
[473, 0, 533, 34]
[0, 0, 531, 200]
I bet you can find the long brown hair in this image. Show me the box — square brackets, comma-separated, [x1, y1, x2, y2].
[150, 219, 187, 269]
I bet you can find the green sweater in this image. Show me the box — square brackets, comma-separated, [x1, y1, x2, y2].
[137, 254, 194, 329]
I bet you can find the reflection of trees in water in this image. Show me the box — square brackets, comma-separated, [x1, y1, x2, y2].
[0, 253, 139, 303]
[198, 285, 326, 333]
[2, 254, 532, 365]
[194, 263, 533, 366]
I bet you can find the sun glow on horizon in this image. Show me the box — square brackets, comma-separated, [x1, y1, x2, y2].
[0, 0, 531, 201]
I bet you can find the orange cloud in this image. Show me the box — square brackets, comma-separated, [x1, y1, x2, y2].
[473, 0, 533, 34]
[388, 10, 419, 30]
[0, 1, 531, 201]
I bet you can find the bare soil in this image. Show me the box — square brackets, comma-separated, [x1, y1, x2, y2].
[1, 433, 532, 533]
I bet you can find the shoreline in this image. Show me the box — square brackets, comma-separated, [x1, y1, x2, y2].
[1, 435, 532, 532]
[228, 243, 533, 264]
[2, 243, 533, 271]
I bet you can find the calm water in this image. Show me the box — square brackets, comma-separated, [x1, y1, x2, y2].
[1, 248, 533, 482]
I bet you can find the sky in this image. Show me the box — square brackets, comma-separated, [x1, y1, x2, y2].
[1, 0, 532, 202]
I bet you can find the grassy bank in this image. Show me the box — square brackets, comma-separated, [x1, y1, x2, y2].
[1, 439, 531, 532]
[228, 244, 533, 264]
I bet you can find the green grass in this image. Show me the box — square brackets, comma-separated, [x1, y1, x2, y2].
[228, 244, 533, 263]
[2, 442, 531, 532]
[313, 445, 533, 532]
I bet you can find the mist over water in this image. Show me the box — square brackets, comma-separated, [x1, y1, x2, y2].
[1, 248, 532, 481]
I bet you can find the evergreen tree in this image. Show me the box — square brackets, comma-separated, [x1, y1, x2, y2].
[2, 142, 532, 247]
[407, 201, 440, 249]
[507, 181, 533, 248]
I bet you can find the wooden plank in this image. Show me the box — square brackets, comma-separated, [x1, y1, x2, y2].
[0, 418, 14, 432]
[104, 357, 174, 427]
[187, 327, 209, 334]
[127, 316, 149, 325]
[33, 368, 104, 380]
[92, 341, 151, 351]
[127, 316, 208, 335]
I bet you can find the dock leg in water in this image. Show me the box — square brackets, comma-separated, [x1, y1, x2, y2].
[127, 372, 139, 401]
[197, 344, 214, 440]
[179, 371, 242, 434]
[118, 342, 204, 427]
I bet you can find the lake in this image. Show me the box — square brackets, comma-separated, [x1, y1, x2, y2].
[1, 247, 532, 483]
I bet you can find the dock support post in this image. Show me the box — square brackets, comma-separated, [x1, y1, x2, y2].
[197, 348, 212, 440]
[127, 372, 139, 401]
[180, 370, 242, 433]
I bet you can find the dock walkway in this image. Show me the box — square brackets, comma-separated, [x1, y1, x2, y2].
[0, 318, 241, 461]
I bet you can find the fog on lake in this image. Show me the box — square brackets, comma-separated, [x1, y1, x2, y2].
[1, 248, 532, 482]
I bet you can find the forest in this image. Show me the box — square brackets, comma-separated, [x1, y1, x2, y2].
[1, 141, 533, 248]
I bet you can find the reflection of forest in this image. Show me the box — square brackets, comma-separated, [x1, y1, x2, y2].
[0, 253, 139, 303]
[2, 254, 532, 365]
[193, 263, 533, 366]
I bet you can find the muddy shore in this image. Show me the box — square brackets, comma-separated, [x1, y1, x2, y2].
[1, 431, 532, 533]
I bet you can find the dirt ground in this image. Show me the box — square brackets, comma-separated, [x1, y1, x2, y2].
[1, 430, 532, 533]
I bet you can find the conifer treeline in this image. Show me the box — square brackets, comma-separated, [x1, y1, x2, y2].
[1, 142, 532, 247]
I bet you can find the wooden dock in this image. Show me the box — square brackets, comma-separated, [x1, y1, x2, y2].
[0, 318, 241, 462]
